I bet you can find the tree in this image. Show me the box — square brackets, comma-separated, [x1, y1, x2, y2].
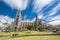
[5, 25, 14, 32]
[0, 27, 2, 32]
[0, 27, 2, 30]
[27, 25, 34, 32]
[47, 24, 55, 31]
[38, 27, 45, 31]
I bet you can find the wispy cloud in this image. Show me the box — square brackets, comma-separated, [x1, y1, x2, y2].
[1, 0, 60, 25]
[36, 13, 43, 20]
[33, 0, 53, 13]
[0, 15, 14, 24]
[32, 0, 54, 20]
[45, 15, 60, 22]
[32, 0, 54, 22]
[23, 14, 27, 20]
[0, 15, 14, 27]
[3, 0, 29, 10]
[51, 15, 60, 21]
[22, 17, 36, 23]
[48, 19, 60, 25]
[42, 3, 60, 20]
[32, 0, 60, 25]
[42, 3, 60, 24]
[0, 22, 5, 27]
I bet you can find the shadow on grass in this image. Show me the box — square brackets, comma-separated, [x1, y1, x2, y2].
[0, 35, 10, 37]
[0, 33, 60, 38]
[11, 34, 60, 38]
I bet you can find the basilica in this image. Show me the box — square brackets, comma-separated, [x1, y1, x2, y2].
[13, 10, 43, 31]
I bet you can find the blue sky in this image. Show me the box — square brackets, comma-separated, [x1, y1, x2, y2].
[0, 0, 60, 25]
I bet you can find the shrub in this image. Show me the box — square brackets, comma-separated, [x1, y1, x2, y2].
[38, 27, 45, 31]
[27, 25, 34, 32]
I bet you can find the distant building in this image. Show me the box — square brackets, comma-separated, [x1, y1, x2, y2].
[57, 25, 60, 30]
[14, 10, 42, 31]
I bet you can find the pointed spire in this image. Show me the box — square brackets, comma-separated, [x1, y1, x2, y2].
[36, 14, 38, 18]
[16, 10, 21, 15]
[36, 14, 39, 20]
[14, 10, 22, 32]
[16, 10, 22, 18]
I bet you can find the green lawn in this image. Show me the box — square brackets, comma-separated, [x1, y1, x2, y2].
[0, 31, 53, 37]
[9, 36, 60, 40]
[0, 31, 60, 40]
[0, 36, 60, 40]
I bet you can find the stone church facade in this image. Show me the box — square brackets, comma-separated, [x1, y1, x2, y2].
[14, 10, 42, 31]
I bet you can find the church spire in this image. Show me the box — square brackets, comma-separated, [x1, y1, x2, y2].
[14, 10, 22, 32]
[36, 14, 38, 19]
[35, 14, 38, 21]
[16, 10, 21, 18]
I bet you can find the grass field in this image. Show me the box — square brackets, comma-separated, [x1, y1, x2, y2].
[0, 31, 60, 40]
[0, 31, 53, 37]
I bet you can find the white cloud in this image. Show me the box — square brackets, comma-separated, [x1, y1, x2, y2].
[47, 4, 60, 17]
[45, 15, 60, 23]
[38, 14, 43, 19]
[33, 0, 53, 13]
[3, 0, 28, 10]
[42, 3, 60, 20]
[0, 15, 14, 27]
[48, 20, 60, 25]
[0, 15, 14, 24]
[48, 15, 60, 25]
[24, 14, 27, 20]
[51, 15, 60, 21]
[22, 17, 36, 23]
[22, 20, 32, 23]
[23, 13, 43, 23]
[25, 14, 43, 22]
[33, 0, 60, 22]
[0, 22, 5, 27]
[32, 0, 54, 22]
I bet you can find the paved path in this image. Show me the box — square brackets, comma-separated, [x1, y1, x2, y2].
[0, 37, 10, 40]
